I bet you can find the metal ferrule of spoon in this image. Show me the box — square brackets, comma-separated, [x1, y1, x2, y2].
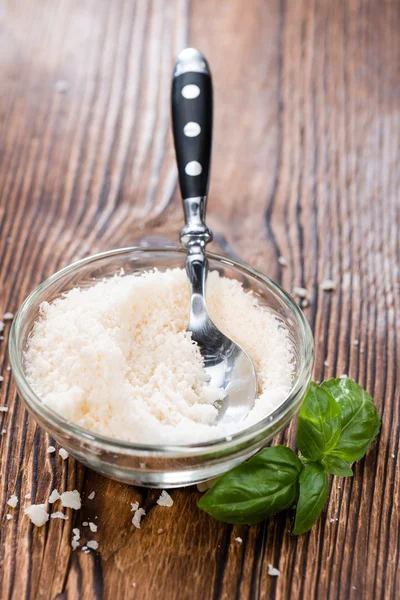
[171, 48, 257, 425]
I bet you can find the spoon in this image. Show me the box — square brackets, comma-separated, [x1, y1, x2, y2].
[171, 48, 257, 424]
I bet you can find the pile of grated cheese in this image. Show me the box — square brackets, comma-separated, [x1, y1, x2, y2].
[25, 269, 294, 444]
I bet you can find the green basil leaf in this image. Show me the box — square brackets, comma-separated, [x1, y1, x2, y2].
[321, 378, 381, 462]
[296, 382, 341, 461]
[322, 455, 353, 477]
[198, 446, 303, 525]
[293, 463, 328, 535]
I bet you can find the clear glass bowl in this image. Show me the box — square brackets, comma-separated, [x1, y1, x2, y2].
[9, 247, 313, 488]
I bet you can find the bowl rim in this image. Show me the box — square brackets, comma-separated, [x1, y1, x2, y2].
[9, 246, 314, 455]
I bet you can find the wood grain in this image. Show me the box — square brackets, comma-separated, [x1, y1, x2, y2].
[0, 0, 399, 598]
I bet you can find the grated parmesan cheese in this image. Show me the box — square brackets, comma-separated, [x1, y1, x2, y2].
[88, 491, 95, 500]
[320, 279, 336, 291]
[156, 491, 173, 507]
[59, 448, 69, 460]
[268, 564, 280, 577]
[49, 489, 61, 503]
[25, 269, 294, 445]
[61, 490, 81, 510]
[25, 504, 49, 527]
[87, 540, 98, 550]
[51, 511, 68, 520]
[235, 537, 243, 543]
[89, 522, 97, 532]
[6, 514, 13, 520]
[47, 446, 56, 453]
[3, 312, 14, 320]
[0, 407, 8, 412]
[7, 495, 18, 508]
[132, 507, 146, 529]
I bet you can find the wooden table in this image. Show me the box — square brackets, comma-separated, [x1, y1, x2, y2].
[0, 1, 399, 598]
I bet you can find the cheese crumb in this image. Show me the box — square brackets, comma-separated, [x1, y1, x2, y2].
[72, 528, 80, 539]
[71, 539, 80, 550]
[392, 453, 396, 459]
[82, 521, 88, 526]
[87, 540, 99, 550]
[7, 495, 18, 508]
[268, 564, 280, 577]
[89, 522, 97, 532]
[0, 322, 4, 332]
[3, 313, 14, 320]
[157, 528, 164, 534]
[353, 339, 359, 346]
[278, 256, 288, 266]
[324, 360, 329, 367]
[59, 448, 69, 460]
[51, 511, 68, 520]
[0, 407, 8, 412]
[6, 514, 13, 520]
[293, 286, 308, 298]
[0, 376, 3, 382]
[339, 374, 348, 379]
[47, 446, 56, 453]
[301, 299, 309, 308]
[25, 493, 31, 499]
[320, 279, 335, 291]
[49, 489, 61, 503]
[61, 490, 81, 510]
[131, 502, 139, 512]
[25, 504, 49, 527]
[157, 491, 173, 507]
[88, 491, 95, 500]
[235, 537, 243, 543]
[132, 507, 146, 529]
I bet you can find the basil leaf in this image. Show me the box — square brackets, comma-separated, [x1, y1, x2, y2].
[293, 463, 328, 535]
[322, 455, 353, 477]
[198, 446, 303, 525]
[322, 378, 381, 462]
[296, 382, 341, 461]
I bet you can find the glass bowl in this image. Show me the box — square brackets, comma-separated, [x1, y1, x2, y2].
[9, 247, 313, 488]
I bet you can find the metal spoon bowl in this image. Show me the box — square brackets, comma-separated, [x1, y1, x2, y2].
[172, 48, 257, 424]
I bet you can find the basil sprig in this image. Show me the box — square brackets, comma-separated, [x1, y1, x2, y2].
[198, 378, 381, 534]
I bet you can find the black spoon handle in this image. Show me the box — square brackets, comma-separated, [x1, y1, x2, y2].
[171, 48, 213, 202]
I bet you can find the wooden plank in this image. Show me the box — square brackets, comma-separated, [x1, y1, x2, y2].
[0, 0, 399, 598]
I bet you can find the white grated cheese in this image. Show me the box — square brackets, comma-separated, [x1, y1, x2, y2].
[0, 376, 3, 382]
[25, 504, 49, 527]
[339, 374, 348, 379]
[49, 489, 61, 503]
[324, 360, 329, 367]
[3, 313, 14, 320]
[278, 256, 288, 267]
[268, 564, 280, 577]
[6, 514, 13, 521]
[0, 322, 4, 333]
[156, 491, 173, 507]
[89, 522, 97, 532]
[51, 511, 68, 520]
[88, 491, 95, 500]
[25, 493, 31, 499]
[24, 269, 294, 445]
[71, 539, 80, 550]
[130, 502, 139, 512]
[72, 528, 80, 539]
[82, 521, 88, 526]
[47, 446, 56, 453]
[235, 537, 243, 543]
[87, 540, 99, 550]
[7, 495, 18, 508]
[0, 407, 8, 412]
[59, 448, 69, 460]
[61, 490, 81, 510]
[132, 507, 146, 529]
[292, 286, 308, 298]
[320, 279, 336, 291]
